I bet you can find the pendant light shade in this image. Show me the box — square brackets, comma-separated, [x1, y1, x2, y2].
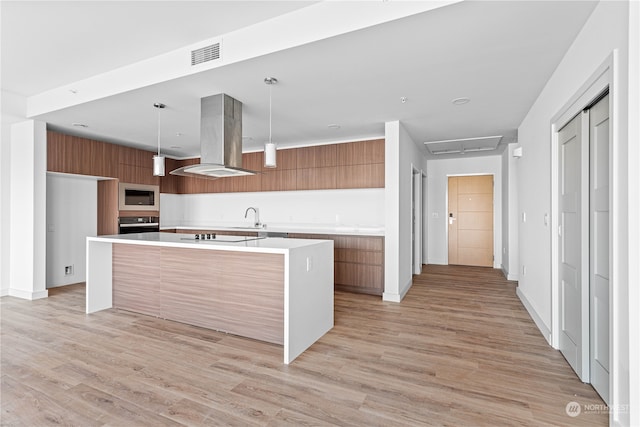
[264, 77, 278, 168]
[264, 142, 277, 168]
[153, 102, 166, 177]
[153, 155, 165, 176]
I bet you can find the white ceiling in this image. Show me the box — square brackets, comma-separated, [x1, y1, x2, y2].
[1, 1, 597, 160]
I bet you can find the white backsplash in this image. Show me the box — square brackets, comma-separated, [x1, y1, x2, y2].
[160, 188, 385, 228]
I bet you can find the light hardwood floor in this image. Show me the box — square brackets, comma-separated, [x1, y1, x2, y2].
[1, 265, 606, 426]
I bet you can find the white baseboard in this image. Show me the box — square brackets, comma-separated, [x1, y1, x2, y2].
[0, 288, 8, 297]
[8, 288, 48, 300]
[382, 291, 401, 302]
[516, 287, 551, 345]
[383, 278, 413, 303]
[501, 265, 519, 281]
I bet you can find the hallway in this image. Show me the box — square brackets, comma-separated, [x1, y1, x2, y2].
[1, 266, 606, 425]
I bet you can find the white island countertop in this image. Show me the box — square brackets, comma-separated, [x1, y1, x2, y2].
[160, 223, 384, 236]
[88, 232, 331, 254]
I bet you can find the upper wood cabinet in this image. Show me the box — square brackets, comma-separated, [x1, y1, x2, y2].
[47, 132, 93, 176]
[47, 131, 159, 186]
[47, 131, 385, 193]
[336, 139, 384, 165]
[263, 148, 296, 171]
[296, 144, 337, 169]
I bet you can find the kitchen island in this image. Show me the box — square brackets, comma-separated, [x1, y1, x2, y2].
[86, 232, 334, 364]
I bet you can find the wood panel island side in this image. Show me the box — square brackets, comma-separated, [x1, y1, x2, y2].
[86, 232, 334, 364]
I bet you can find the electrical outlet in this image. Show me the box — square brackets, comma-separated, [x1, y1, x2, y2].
[64, 265, 73, 276]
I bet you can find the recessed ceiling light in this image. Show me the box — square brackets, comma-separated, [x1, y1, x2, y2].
[72, 123, 88, 128]
[400, 97, 407, 104]
[452, 97, 471, 105]
[327, 124, 341, 129]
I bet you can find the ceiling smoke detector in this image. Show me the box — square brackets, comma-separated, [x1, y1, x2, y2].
[452, 97, 471, 105]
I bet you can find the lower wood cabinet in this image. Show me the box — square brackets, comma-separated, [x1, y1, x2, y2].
[171, 229, 384, 295]
[112, 243, 285, 345]
[290, 233, 384, 296]
[112, 244, 161, 317]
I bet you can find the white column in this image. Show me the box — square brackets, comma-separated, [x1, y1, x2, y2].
[9, 120, 48, 300]
[383, 121, 401, 301]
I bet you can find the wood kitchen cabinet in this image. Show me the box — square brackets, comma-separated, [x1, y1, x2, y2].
[289, 233, 384, 296]
[47, 132, 94, 176]
[336, 139, 384, 165]
[112, 244, 161, 317]
[97, 179, 119, 235]
[336, 139, 385, 189]
[261, 148, 297, 191]
[47, 130, 385, 194]
[296, 167, 337, 190]
[296, 144, 337, 169]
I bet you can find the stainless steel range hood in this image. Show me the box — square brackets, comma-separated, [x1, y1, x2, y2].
[170, 94, 256, 178]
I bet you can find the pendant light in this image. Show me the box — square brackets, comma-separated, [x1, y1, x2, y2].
[264, 77, 278, 168]
[152, 102, 166, 176]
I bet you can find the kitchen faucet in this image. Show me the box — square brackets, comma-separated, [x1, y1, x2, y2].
[244, 207, 262, 228]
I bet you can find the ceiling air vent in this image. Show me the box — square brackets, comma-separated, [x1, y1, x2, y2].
[191, 43, 220, 66]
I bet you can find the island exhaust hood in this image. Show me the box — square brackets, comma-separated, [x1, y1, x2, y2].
[170, 94, 256, 178]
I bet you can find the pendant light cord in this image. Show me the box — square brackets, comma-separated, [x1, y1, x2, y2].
[157, 106, 161, 156]
[154, 102, 165, 156]
[269, 83, 272, 144]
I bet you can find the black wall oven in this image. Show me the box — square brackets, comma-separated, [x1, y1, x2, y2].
[118, 216, 160, 234]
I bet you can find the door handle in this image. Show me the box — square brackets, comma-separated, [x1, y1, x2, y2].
[449, 213, 456, 225]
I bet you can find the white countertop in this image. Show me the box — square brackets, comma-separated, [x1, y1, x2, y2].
[160, 223, 385, 236]
[88, 232, 332, 254]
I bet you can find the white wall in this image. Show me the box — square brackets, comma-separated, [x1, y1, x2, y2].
[46, 174, 97, 288]
[383, 121, 427, 302]
[517, 1, 637, 424]
[426, 155, 502, 268]
[0, 129, 7, 296]
[160, 188, 384, 228]
[501, 144, 520, 281]
[1, 90, 27, 296]
[9, 120, 48, 300]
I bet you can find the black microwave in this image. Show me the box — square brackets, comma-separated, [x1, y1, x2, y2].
[118, 183, 159, 211]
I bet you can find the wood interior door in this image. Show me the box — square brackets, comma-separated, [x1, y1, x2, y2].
[448, 175, 494, 267]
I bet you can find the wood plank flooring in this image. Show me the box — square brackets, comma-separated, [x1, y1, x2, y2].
[1, 265, 606, 426]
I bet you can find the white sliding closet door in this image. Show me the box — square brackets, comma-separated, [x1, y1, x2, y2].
[589, 94, 610, 404]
